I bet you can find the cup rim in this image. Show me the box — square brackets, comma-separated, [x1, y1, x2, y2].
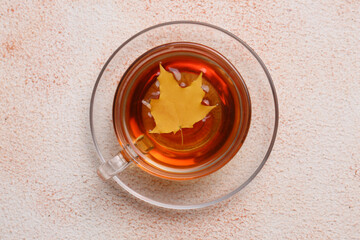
[112, 41, 252, 180]
[90, 20, 279, 209]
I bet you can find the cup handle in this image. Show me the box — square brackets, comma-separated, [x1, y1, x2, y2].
[97, 152, 130, 181]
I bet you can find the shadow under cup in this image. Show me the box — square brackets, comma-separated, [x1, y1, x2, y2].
[113, 42, 251, 180]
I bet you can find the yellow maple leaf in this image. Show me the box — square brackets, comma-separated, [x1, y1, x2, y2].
[150, 64, 216, 134]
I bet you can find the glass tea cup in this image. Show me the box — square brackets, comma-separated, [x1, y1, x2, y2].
[98, 42, 251, 181]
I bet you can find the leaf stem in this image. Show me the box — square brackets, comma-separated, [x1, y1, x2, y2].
[180, 127, 183, 145]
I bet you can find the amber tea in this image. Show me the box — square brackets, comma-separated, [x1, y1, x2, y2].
[113, 42, 251, 180]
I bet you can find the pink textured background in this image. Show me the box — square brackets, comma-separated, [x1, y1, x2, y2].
[1, 1, 359, 239]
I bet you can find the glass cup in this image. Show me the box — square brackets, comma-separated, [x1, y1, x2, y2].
[90, 21, 278, 209]
[99, 42, 252, 181]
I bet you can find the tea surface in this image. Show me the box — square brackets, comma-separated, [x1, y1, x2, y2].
[113, 42, 251, 178]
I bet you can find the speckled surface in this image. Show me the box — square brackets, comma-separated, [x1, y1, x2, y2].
[1, 1, 359, 239]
